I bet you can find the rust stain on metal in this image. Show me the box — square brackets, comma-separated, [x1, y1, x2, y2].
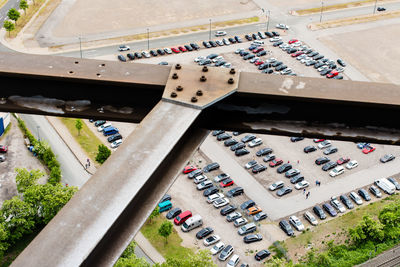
[162, 64, 238, 109]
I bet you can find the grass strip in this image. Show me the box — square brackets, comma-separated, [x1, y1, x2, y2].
[296, 0, 388, 15]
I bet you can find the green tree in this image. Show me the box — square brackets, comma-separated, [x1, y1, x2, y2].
[0, 223, 9, 259]
[162, 249, 216, 267]
[23, 183, 77, 224]
[264, 257, 291, 267]
[7, 8, 20, 26]
[158, 220, 173, 244]
[349, 215, 385, 244]
[95, 144, 111, 164]
[3, 21, 14, 36]
[148, 206, 159, 224]
[75, 119, 83, 136]
[19, 0, 28, 14]
[0, 196, 35, 243]
[15, 168, 44, 193]
[115, 240, 151, 267]
[379, 200, 400, 240]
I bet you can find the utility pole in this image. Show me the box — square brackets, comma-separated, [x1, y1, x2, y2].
[79, 36, 82, 58]
[373, 0, 378, 14]
[209, 19, 212, 41]
[267, 10, 271, 31]
[320, 1, 324, 23]
[147, 28, 150, 50]
[37, 126, 40, 142]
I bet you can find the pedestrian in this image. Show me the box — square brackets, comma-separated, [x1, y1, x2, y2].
[306, 192, 310, 199]
[303, 188, 306, 194]
[85, 163, 88, 169]
[316, 180, 318, 186]
[297, 160, 300, 164]
[87, 158, 90, 166]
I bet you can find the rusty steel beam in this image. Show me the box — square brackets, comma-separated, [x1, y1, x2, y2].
[12, 101, 202, 267]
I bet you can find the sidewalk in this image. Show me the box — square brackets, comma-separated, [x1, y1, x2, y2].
[45, 116, 165, 264]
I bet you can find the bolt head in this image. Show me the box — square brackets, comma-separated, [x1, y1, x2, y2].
[196, 90, 203, 96]
[170, 92, 177, 98]
[175, 64, 182, 70]
[228, 78, 234, 84]
[191, 97, 198, 103]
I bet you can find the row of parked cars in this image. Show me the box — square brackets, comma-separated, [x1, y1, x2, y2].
[194, 53, 232, 68]
[91, 120, 122, 148]
[182, 164, 272, 264]
[279, 176, 400, 236]
[271, 38, 345, 79]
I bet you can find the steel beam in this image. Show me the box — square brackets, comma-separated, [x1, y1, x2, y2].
[12, 100, 202, 267]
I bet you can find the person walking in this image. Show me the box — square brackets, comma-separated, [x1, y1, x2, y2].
[306, 192, 310, 199]
[303, 188, 306, 194]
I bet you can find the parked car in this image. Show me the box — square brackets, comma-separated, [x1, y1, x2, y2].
[358, 189, 371, 201]
[227, 254, 240, 267]
[277, 186, 292, 197]
[234, 217, 248, 227]
[330, 196, 346, 213]
[323, 203, 337, 217]
[304, 211, 318, 226]
[329, 166, 344, 177]
[322, 161, 337, 171]
[323, 147, 338, 155]
[387, 177, 400, 190]
[220, 205, 237, 215]
[107, 133, 122, 143]
[203, 162, 220, 172]
[218, 245, 234, 261]
[207, 193, 224, 203]
[188, 169, 202, 178]
[304, 146, 317, 153]
[246, 206, 262, 216]
[227, 211, 242, 222]
[214, 173, 230, 183]
[269, 158, 283, 167]
[227, 187, 244, 197]
[277, 163, 292, 173]
[235, 148, 250, 156]
[197, 180, 213, 190]
[362, 145, 376, 154]
[289, 215, 305, 231]
[244, 160, 257, 169]
[215, 31, 227, 36]
[243, 233, 263, 243]
[256, 147, 273, 157]
[263, 154, 276, 162]
[224, 138, 238, 147]
[210, 241, 225, 255]
[253, 212, 268, 222]
[279, 220, 294, 236]
[318, 140, 331, 149]
[313, 206, 327, 220]
[369, 185, 382, 198]
[174, 210, 192, 225]
[269, 181, 284, 191]
[220, 178, 234, 188]
[350, 191, 363, 205]
[290, 137, 304, 142]
[285, 169, 300, 178]
[166, 208, 182, 219]
[203, 234, 221, 246]
[255, 249, 271, 261]
[295, 180, 309, 189]
[380, 154, 395, 163]
[248, 138, 263, 147]
[213, 197, 230, 208]
[316, 157, 330, 165]
[196, 227, 214, 239]
[217, 133, 232, 141]
[290, 174, 304, 184]
[231, 142, 245, 151]
[110, 139, 122, 148]
[346, 160, 358, 169]
[337, 157, 350, 165]
[252, 164, 267, 174]
[118, 45, 130, 51]
[117, 55, 126, 62]
[276, 23, 289, 29]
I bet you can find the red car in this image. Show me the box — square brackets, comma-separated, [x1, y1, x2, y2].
[254, 47, 264, 53]
[183, 166, 197, 174]
[171, 47, 180, 53]
[362, 145, 376, 154]
[313, 139, 325, 143]
[337, 157, 350, 165]
[326, 70, 339, 78]
[269, 158, 283, 167]
[174, 210, 192, 225]
[255, 60, 264, 66]
[0, 145, 7, 153]
[220, 178, 234, 188]
[288, 39, 298, 44]
[292, 51, 304, 57]
[178, 46, 187, 52]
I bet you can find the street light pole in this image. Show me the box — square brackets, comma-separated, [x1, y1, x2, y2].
[209, 19, 212, 41]
[37, 126, 40, 142]
[320, 1, 324, 23]
[373, 0, 378, 14]
[79, 36, 82, 58]
[267, 10, 270, 31]
[147, 28, 150, 50]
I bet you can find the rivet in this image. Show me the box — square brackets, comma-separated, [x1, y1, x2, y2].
[175, 64, 182, 70]
[172, 73, 178, 79]
[191, 97, 198, 103]
[176, 85, 183, 91]
[230, 68, 236, 74]
[200, 76, 207, 82]
[202, 66, 208, 72]
[228, 78, 234, 84]
[196, 90, 203, 96]
[171, 92, 177, 98]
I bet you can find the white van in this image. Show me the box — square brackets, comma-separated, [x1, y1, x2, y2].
[97, 122, 111, 132]
[181, 214, 203, 232]
[375, 178, 395, 195]
[253, 40, 264, 45]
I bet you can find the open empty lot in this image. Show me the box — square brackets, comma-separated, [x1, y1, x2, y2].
[52, 0, 259, 38]
[319, 23, 400, 84]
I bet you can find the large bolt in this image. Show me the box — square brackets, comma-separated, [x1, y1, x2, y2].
[191, 97, 198, 103]
[175, 64, 182, 70]
[176, 85, 183, 91]
[170, 92, 177, 98]
[228, 78, 234, 84]
[200, 75, 207, 82]
[196, 90, 203, 96]
[172, 73, 178, 79]
[202, 66, 208, 72]
[230, 68, 236, 74]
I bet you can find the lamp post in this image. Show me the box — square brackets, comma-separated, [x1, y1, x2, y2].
[37, 126, 40, 142]
[147, 28, 150, 50]
[373, 0, 378, 14]
[209, 19, 212, 41]
[79, 36, 82, 58]
[320, 1, 324, 23]
[267, 10, 271, 31]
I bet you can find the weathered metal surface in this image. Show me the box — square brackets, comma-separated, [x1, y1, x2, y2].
[162, 64, 238, 109]
[12, 101, 201, 267]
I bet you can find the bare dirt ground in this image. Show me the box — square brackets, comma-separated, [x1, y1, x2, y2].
[0, 115, 47, 205]
[52, 0, 259, 38]
[319, 22, 400, 84]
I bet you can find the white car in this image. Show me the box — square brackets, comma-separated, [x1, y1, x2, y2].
[212, 56, 224, 63]
[235, 48, 244, 54]
[297, 54, 307, 60]
[289, 215, 304, 231]
[330, 196, 346, 213]
[318, 66, 328, 72]
[346, 160, 358, 169]
[250, 57, 259, 63]
[318, 140, 332, 149]
[269, 37, 282, 42]
[281, 68, 292, 75]
[214, 173, 230, 183]
[295, 180, 309, 190]
[197, 180, 213, 190]
[118, 45, 130, 51]
[213, 197, 229, 208]
[245, 160, 257, 169]
[269, 181, 284, 191]
[226, 211, 242, 222]
[110, 139, 122, 149]
[194, 56, 205, 62]
[203, 234, 221, 246]
[292, 42, 302, 47]
[215, 31, 227, 36]
[329, 166, 344, 177]
[276, 23, 289, 29]
[248, 138, 263, 148]
[350, 191, 363, 205]
[304, 211, 318, 226]
[266, 58, 277, 63]
[164, 47, 172, 54]
[194, 174, 208, 184]
[227, 254, 240, 267]
[207, 193, 224, 203]
[210, 241, 225, 255]
[233, 217, 248, 227]
[97, 123, 111, 132]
